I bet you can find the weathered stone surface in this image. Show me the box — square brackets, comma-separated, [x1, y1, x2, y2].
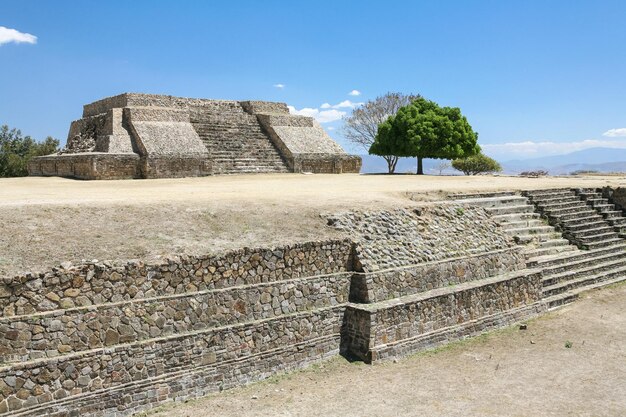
[28, 93, 361, 179]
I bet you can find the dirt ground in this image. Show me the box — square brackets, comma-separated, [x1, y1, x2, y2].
[145, 283, 626, 417]
[2, 173, 626, 277]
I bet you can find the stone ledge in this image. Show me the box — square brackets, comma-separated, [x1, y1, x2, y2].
[6, 333, 339, 417]
[0, 272, 351, 362]
[27, 153, 140, 180]
[349, 247, 526, 303]
[342, 269, 542, 362]
[0, 306, 344, 414]
[368, 302, 547, 362]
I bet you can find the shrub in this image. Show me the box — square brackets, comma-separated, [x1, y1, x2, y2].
[451, 153, 502, 176]
[0, 125, 59, 177]
[520, 170, 548, 177]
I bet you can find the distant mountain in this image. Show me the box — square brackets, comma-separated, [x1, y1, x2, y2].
[359, 147, 626, 175]
[501, 147, 626, 174]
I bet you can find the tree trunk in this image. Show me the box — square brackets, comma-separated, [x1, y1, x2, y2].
[416, 157, 424, 175]
[384, 156, 398, 174]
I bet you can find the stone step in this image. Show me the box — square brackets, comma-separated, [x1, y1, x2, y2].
[525, 189, 573, 199]
[542, 255, 626, 286]
[484, 205, 535, 215]
[527, 243, 626, 268]
[578, 231, 620, 244]
[552, 211, 602, 222]
[530, 195, 579, 205]
[543, 205, 597, 217]
[515, 233, 560, 245]
[543, 275, 626, 310]
[454, 196, 528, 208]
[538, 200, 588, 210]
[541, 249, 626, 277]
[524, 245, 578, 259]
[584, 197, 609, 205]
[607, 217, 626, 227]
[499, 219, 546, 229]
[593, 203, 616, 212]
[491, 212, 541, 222]
[566, 220, 609, 232]
[601, 210, 623, 219]
[542, 265, 626, 297]
[505, 225, 556, 236]
[449, 191, 517, 200]
[561, 214, 605, 226]
[535, 235, 570, 248]
[573, 225, 616, 237]
[584, 237, 625, 250]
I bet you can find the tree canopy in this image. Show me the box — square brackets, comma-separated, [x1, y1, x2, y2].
[0, 125, 59, 177]
[369, 97, 480, 174]
[342, 92, 420, 173]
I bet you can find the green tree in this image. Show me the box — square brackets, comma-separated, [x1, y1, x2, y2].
[342, 92, 421, 174]
[0, 124, 59, 177]
[370, 97, 480, 174]
[451, 153, 502, 175]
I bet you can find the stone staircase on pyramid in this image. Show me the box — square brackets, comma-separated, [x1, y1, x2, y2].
[189, 102, 289, 174]
[453, 189, 626, 309]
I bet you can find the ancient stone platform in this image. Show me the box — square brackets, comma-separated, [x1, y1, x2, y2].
[1, 188, 625, 415]
[27, 93, 361, 179]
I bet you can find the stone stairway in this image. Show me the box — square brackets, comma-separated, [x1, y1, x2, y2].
[524, 189, 623, 250]
[528, 243, 626, 308]
[453, 191, 626, 309]
[574, 188, 626, 238]
[190, 103, 289, 174]
[453, 193, 576, 259]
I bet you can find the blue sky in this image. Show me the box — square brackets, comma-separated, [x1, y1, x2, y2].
[1, 0, 626, 160]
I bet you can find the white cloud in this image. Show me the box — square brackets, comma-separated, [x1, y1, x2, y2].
[333, 100, 363, 109]
[287, 106, 346, 123]
[603, 128, 626, 137]
[273, 83, 285, 89]
[327, 126, 335, 131]
[348, 90, 361, 96]
[320, 103, 332, 109]
[0, 26, 37, 46]
[482, 138, 626, 159]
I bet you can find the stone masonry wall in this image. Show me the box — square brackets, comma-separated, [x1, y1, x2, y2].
[1, 239, 353, 316]
[350, 247, 525, 303]
[0, 204, 549, 415]
[1, 272, 349, 362]
[343, 270, 543, 362]
[0, 307, 343, 415]
[0, 239, 353, 415]
[325, 205, 516, 272]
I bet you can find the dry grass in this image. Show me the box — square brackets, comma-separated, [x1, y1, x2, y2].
[2, 173, 626, 277]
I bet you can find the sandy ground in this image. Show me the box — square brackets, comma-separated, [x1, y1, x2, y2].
[145, 283, 626, 417]
[1, 173, 625, 277]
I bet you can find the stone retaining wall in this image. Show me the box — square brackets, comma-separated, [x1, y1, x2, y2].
[0, 307, 344, 415]
[349, 247, 525, 303]
[342, 270, 542, 363]
[1, 240, 353, 316]
[325, 205, 515, 271]
[0, 205, 551, 416]
[1, 272, 350, 362]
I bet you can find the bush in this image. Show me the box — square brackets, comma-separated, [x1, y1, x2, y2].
[570, 170, 599, 176]
[520, 170, 548, 177]
[451, 153, 502, 175]
[0, 125, 59, 177]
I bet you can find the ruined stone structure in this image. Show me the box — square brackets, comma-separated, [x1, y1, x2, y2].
[1, 188, 625, 415]
[27, 93, 361, 179]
